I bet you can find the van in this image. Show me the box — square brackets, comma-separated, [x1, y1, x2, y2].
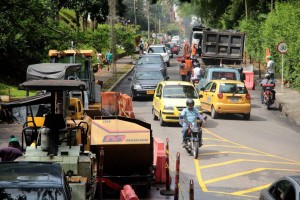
[197, 66, 241, 92]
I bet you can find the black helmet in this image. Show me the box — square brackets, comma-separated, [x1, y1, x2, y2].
[186, 99, 195, 107]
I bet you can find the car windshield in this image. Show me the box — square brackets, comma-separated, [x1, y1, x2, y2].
[219, 83, 247, 94]
[135, 71, 163, 80]
[137, 56, 162, 64]
[212, 72, 237, 80]
[163, 85, 198, 98]
[148, 47, 166, 53]
[0, 188, 66, 200]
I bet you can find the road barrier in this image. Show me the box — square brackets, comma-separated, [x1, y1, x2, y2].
[153, 137, 166, 183]
[189, 180, 194, 200]
[160, 138, 174, 196]
[174, 152, 180, 200]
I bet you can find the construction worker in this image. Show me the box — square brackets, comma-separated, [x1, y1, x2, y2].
[179, 60, 188, 81]
[185, 54, 193, 82]
[183, 42, 191, 58]
[191, 43, 197, 59]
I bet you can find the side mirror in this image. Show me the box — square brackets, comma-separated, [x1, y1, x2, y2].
[128, 77, 132, 81]
[198, 94, 203, 98]
[200, 87, 205, 91]
[165, 76, 170, 80]
[156, 93, 161, 98]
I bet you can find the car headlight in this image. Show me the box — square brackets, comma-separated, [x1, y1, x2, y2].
[133, 84, 142, 89]
[163, 105, 174, 110]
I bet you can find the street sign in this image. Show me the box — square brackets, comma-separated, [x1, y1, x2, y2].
[152, 33, 156, 38]
[277, 42, 288, 54]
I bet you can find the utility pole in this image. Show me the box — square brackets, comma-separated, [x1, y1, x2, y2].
[271, 0, 273, 12]
[147, 0, 150, 40]
[108, 0, 116, 73]
[245, 0, 248, 19]
[134, 0, 137, 25]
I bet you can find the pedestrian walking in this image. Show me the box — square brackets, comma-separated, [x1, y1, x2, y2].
[105, 49, 113, 71]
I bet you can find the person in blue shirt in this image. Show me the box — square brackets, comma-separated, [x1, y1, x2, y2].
[105, 49, 113, 70]
[179, 99, 206, 147]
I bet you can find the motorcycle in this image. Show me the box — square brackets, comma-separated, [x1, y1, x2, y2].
[181, 116, 207, 159]
[262, 84, 275, 110]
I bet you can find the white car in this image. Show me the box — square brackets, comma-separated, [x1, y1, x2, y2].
[146, 44, 170, 67]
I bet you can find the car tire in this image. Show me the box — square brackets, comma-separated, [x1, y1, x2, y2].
[211, 106, 219, 119]
[159, 112, 166, 126]
[243, 113, 250, 120]
[131, 92, 136, 101]
[152, 108, 158, 120]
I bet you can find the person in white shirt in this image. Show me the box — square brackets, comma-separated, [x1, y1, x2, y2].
[191, 62, 201, 85]
[266, 55, 275, 81]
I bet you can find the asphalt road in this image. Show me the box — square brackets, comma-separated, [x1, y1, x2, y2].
[113, 54, 300, 200]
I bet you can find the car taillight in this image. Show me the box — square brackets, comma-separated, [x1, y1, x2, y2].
[246, 93, 251, 100]
[217, 93, 223, 99]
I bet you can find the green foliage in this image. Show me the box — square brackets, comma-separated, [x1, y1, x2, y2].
[239, 1, 300, 88]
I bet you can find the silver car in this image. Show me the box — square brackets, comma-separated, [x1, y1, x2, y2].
[146, 44, 170, 67]
[134, 54, 167, 77]
[259, 175, 300, 200]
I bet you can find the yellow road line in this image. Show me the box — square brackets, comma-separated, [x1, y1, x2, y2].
[199, 151, 276, 157]
[206, 190, 257, 199]
[195, 159, 208, 192]
[230, 183, 271, 195]
[200, 159, 300, 169]
[204, 168, 300, 184]
[204, 144, 247, 149]
[202, 128, 300, 164]
[203, 138, 228, 142]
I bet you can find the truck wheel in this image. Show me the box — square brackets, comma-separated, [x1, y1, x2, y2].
[211, 106, 219, 119]
[152, 108, 158, 120]
[159, 113, 166, 126]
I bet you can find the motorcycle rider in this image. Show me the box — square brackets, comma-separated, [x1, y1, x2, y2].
[179, 99, 206, 147]
[191, 62, 201, 86]
[260, 73, 276, 104]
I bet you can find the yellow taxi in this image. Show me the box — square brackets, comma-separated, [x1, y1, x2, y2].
[152, 81, 201, 126]
[199, 79, 251, 120]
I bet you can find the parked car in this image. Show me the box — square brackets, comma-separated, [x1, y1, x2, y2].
[146, 44, 170, 67]
[259, 175, 300, 200]
[128, 69, 168, 100]
[197, 66, 241, 92]
[152, 81, 201, 126]
[199, 79, 251, 120]
[134, 54, 167, 78]
[0, 162, 72, 200]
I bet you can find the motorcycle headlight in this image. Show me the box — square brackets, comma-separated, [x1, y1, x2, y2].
[133, 84, 142, 89]
[163, 105, 174, 110]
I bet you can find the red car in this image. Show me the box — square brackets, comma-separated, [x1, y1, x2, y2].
[167, 42, 180, 57]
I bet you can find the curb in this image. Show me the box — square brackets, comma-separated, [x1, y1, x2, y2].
[108, 66, 134, 92]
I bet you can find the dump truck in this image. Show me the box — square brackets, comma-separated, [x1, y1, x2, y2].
[190, 26, 245, 65]
[201, 29, 245, 65]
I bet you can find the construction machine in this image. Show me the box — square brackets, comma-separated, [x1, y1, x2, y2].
[1, 79, 156, 199]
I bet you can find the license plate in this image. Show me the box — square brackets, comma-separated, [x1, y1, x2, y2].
[230, 97, 239, 102]
[147, 90, 154, 94]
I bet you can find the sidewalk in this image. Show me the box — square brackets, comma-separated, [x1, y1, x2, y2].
[274, 83, 300, 128]
[94, 55, 135, 91]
